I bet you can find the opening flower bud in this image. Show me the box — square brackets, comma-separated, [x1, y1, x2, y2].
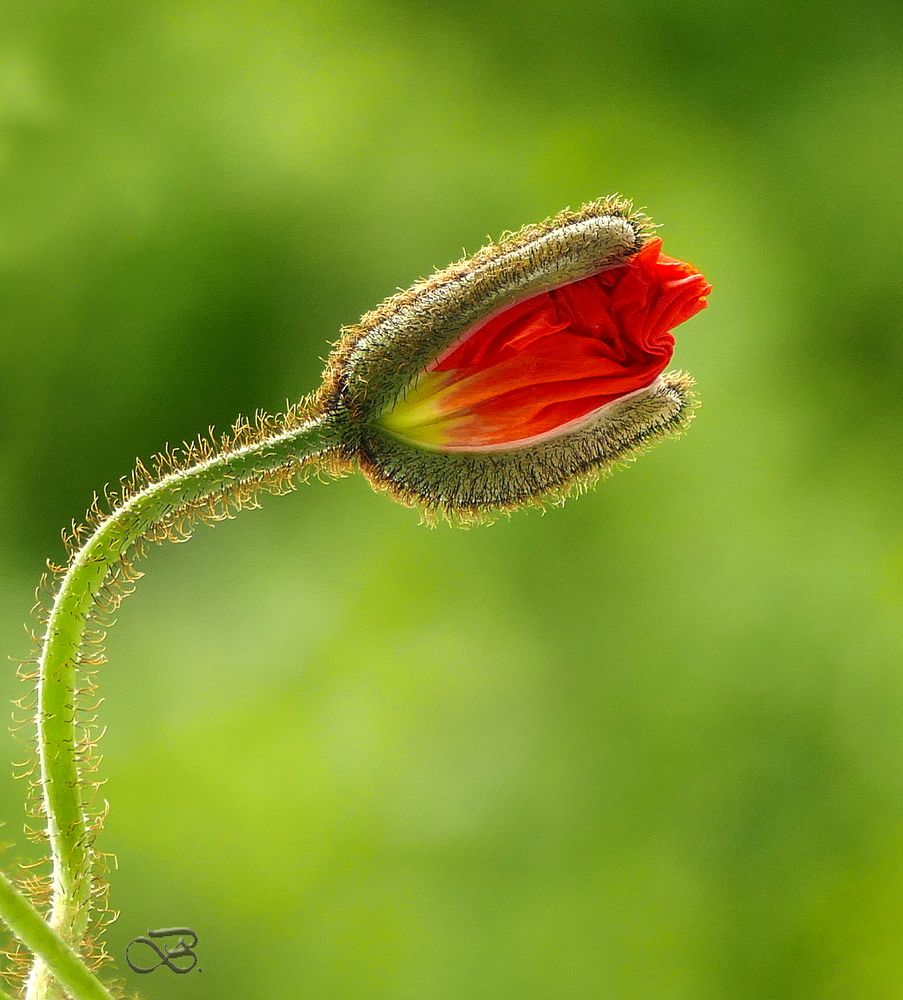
[320, 197, 711, 521]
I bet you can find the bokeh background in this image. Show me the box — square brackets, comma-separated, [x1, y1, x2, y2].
[2, 3, 902, 998]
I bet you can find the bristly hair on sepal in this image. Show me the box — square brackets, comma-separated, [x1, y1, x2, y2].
[319, 196, 653, 423]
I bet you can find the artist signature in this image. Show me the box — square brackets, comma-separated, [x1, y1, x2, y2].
[125, 927, 200, 974]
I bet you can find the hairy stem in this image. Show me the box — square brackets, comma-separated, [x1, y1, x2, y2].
[24, 411, 343, 998]
[0, 873, 113, 1000]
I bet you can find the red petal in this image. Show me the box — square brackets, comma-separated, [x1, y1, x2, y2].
[386, 239, 710, 449]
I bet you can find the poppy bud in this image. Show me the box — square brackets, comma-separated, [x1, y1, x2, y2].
[319, 196, 711, 522]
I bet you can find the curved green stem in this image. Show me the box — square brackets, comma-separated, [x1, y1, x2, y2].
[24, 412, 343, 998]
[0, 872, 112, 1000]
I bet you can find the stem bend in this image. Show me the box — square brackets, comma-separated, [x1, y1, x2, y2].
[22, 410, 343, 998]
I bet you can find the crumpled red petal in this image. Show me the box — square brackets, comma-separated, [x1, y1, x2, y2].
[383, 238, 711, 450]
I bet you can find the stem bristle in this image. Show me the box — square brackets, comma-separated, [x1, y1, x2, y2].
[3, 395, 349, 996]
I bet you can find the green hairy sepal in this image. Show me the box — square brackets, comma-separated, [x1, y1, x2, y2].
[351, 372, 696, 525]
[1, 196, 698, 998]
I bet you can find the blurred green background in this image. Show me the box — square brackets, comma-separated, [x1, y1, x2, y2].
[2, 3, 902, 998]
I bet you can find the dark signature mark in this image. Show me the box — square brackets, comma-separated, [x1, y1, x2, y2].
[125, 927, 200, 975]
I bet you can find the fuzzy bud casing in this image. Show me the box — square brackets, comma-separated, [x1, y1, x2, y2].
[319, 197, 708, 521]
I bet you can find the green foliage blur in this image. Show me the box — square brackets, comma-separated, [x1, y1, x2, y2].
[2, 3, 902, 998]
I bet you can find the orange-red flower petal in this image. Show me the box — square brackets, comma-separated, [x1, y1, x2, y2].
[379, 238, 711, 450]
